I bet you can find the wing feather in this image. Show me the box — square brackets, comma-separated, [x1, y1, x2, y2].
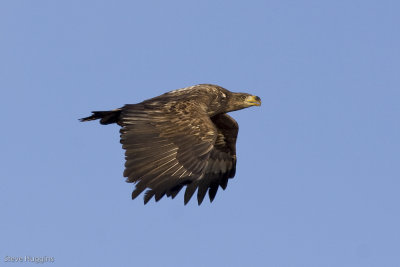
[119, 99, 238, 205]
[120, 102, 217, 203]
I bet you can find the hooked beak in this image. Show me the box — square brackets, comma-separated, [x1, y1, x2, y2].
[245, 95, 261, 106]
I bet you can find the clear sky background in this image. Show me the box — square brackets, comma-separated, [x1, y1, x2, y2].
[1, 1, 399, 266]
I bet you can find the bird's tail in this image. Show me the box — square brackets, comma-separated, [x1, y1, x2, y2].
[79, 109, 121, 125]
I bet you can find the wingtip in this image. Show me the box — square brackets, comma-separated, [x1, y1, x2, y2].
[184, 196, 190, 205]
[197, 197, 205, 206]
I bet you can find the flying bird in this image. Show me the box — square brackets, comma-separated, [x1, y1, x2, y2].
[80, 84, 261, 205]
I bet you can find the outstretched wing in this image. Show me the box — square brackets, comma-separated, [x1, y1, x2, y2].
[120, 101, 238, 205]
[183, 113, 238, 204]
[120, 102, 217, 204]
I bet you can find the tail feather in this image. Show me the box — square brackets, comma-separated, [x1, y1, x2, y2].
[80, 109, 121, 125]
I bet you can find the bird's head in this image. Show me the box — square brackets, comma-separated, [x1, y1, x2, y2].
[224, 92, 261, 112]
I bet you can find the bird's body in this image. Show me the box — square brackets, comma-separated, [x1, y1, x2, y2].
[81, 84, 261, 205]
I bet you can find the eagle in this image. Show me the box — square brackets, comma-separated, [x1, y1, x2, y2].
[80, 84, 261, 205]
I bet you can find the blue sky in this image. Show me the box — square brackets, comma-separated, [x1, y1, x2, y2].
[1, 0, 399, 266]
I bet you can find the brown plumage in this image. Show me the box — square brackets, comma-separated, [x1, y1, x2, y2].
[80, 84, 261, 205]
